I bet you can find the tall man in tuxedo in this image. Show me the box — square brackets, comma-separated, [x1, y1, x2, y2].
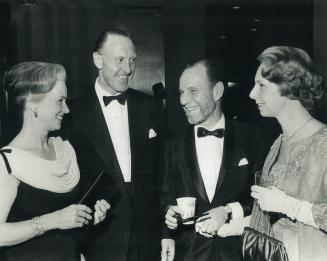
[65, 28, 163, 261]
[160, 59, 264, 261]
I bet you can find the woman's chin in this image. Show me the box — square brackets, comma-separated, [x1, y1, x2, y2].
[258, 108, 271, 118]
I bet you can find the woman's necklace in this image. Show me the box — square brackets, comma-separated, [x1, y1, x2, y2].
[283, 117, 314, 144]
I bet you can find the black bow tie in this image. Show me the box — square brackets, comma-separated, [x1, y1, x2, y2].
[103, 93, 127, 106]
[197, 127, 224, 138]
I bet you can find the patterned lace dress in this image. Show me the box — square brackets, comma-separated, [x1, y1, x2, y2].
[250, 126, 327, 261]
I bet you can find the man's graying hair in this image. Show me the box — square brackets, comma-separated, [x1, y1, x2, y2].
[93, 28, 133, 53]
[184, 59, 227, 88]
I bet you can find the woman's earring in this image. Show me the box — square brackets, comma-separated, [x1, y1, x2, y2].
[33, 111, 38, 118]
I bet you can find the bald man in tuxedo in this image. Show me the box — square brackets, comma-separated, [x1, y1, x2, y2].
[160, 59, 264, 261]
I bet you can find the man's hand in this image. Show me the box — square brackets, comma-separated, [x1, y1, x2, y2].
[93, 199, 111, 225]
[165, 205, 184, 230]
[217, 215, 251, 237]
[195, 206, 228, 238]
[161, 239, 175, 261]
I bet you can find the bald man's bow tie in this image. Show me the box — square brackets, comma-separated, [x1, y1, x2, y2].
[197, 127, 224, 138]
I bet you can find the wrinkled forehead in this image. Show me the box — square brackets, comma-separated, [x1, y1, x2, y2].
[101, 35, 137, 56]
[180, 64, 209, 86]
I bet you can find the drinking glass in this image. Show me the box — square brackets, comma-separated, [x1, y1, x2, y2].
[255, 171, 263, 186]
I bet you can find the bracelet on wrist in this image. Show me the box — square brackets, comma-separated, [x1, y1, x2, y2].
[30, 216, 45, 236]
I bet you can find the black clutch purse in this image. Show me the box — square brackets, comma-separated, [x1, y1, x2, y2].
[241, 202, 289, 261]
[242, 227, 289, 261]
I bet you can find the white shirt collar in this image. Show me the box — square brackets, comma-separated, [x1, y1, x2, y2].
[95, 78, 122, 107]
[195, 114, 225, 132]
[93, 79, 131, 182]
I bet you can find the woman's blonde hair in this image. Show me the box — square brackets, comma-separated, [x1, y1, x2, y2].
[4, 61, 66, 118]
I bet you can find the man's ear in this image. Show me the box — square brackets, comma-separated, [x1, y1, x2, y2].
[93, 52, 103, 69]
[213, 81, 224, 101]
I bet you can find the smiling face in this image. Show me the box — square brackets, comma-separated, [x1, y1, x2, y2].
[179, 63, 222, 128]
[94, 34, 137, 95]
[34, 80, 70, 131]
[250, 64, 288, 118]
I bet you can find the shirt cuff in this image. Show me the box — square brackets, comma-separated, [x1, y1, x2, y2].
[226, 202, 244, 220]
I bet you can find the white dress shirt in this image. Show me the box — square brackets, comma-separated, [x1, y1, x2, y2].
[194, 115, 225, 202]
[194, 115, 244, 218]
[95, 79, 131, 182]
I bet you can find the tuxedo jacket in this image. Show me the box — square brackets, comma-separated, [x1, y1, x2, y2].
[64, 87, 164, 261]
[159, 119, 264, 261]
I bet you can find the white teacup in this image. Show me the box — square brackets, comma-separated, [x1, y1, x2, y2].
[176, 197, 196, 224]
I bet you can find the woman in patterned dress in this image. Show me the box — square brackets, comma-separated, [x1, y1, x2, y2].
[216, 46, 326, 261]
[248, 46, 327, 261]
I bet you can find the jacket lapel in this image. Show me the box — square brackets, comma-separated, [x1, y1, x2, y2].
[215, 119, 235, 193]
[185, 127, 210, 203]
[126, 89, 147, 185]
[75, 89, 125, 185]
[127, 90, 139, 183]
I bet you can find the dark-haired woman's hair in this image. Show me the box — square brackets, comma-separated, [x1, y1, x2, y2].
[258, 46, 325, 111]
